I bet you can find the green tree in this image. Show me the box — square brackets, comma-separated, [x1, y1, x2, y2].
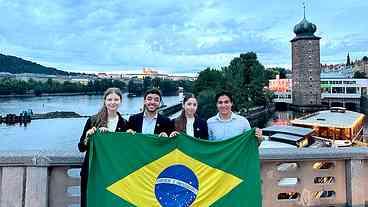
[152, 78, 160, 88]
[143, 77, 153, 91]
[159, 79, 178, 96]
[265, 67, 287, 80]
[353, 71, 367, 78]
[223, 52, 267, 110]
[196, 89, 217, 119]
[178, 80, 193, 93]
[128, 79, 144, 95]
[192, 52, 269, 118]
[193, 68, 223, 95]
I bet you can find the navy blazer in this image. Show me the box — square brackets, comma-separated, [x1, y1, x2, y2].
[127, 112, 174, 135]
[193, 118, 209, 140]
[174, 117, 208, 140]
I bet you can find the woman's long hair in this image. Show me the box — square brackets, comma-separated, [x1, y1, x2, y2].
[175, 94, 197, 132]
[93, 88, 123, 127]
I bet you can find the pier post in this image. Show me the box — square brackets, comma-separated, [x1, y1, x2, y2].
[346, 159, 367, 207]
[0, 167, 24, 207]
[25, 167, 48, 207]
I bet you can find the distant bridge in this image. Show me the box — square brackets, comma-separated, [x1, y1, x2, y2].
[272, 91, 363, 111]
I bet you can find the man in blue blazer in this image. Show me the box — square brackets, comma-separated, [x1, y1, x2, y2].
[127, 88, 174, 136]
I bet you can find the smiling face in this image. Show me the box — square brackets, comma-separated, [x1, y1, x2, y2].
[183, 97, 197, 117]
[144, 93, 161, 113]
[216, 95, 232, 116]
[104, 93, 121, 112]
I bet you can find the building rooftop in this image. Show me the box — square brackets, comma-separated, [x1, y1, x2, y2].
[320, 67, 354, 79]
[270, 133, 305, 142]
[262, 125, 314, 137]
[291, 109, 365, 129]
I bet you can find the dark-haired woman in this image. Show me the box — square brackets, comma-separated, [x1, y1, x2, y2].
[78, 88, 128, 207]
[170, 94, 208, 139]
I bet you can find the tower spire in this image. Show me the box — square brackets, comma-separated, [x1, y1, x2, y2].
[303, 2, 306, 19]
[347, 52, 351, 66]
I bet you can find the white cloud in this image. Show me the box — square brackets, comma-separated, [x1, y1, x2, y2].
[0, 0, 366, 73]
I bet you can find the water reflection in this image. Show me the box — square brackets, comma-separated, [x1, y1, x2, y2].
[265, 111, 300, 126]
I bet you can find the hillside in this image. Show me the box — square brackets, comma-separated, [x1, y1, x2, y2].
[0, 53, 78, 76]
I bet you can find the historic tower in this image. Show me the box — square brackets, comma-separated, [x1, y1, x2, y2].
[291, 11, 321, 107]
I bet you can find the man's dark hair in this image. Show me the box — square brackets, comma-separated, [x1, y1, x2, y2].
[215, 91, 233, 103]
[144, 88, 162, 100]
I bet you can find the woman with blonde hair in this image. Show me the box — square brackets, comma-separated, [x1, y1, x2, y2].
[78, 87, 128, 207]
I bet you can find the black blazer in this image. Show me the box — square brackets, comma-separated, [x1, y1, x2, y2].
[78, 113, 128, 207]
[174, 117, 208, 140]
[127, 112, 174, 135]
[193, 118, 209, 140]
[78, 113, 128, 152]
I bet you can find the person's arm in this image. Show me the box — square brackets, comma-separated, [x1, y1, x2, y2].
[255, 128, 263, 146]
[117, 116, 128, 132]
[203, 120, 209, 140]
[244, 118, 263, 146]
[207, 119, 213, 140]
[127, 115, 136, 131]
[159, 117, 174, 137]
[167, 118, 175, 135]
[78, 118, 92, 152]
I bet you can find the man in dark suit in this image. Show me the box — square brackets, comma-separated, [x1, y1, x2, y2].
[127, 88, 174, 136]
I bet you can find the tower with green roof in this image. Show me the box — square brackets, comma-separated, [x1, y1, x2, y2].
[291, 5, 321, 108]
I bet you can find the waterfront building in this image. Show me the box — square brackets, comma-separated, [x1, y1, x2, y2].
[268, 68, 368, 111]
[268, 75, 292, 103]
[291, 108, 365, 145]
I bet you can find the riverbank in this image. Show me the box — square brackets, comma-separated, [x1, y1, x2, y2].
[242, 104, 276, 128]
[0, 91, 104, 98]
[31, 111, 89, 120]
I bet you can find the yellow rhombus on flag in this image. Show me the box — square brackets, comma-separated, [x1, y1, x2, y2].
[107, 149, 243, 206]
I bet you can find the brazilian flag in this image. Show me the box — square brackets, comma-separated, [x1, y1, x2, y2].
[87, 129, 261, 207]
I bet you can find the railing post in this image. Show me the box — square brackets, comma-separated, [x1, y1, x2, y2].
[25, 167, 48, 207]
[0, 167, 25, 207]
[346, 159, 366, 207]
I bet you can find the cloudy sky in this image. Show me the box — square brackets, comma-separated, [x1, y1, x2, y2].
[0, 0, 367, 75]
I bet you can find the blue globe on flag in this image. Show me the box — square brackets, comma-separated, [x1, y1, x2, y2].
[155, 164, 199, 207]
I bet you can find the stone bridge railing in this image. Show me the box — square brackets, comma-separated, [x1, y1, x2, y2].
[0, 147, 367, 207]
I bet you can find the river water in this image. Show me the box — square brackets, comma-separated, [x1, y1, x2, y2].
[0, 95, 367, 151]
[0, 94, 181, 151]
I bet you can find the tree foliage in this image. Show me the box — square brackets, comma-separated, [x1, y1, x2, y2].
[196, 89, 217, 119]
[192, 68, 223, 95]
[353, 71, 367, 79]
[193, 52, 270, 118]
[127, 77, 193, 96]
[0, 78, 127, 95]
[265, 67, 288, 80]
